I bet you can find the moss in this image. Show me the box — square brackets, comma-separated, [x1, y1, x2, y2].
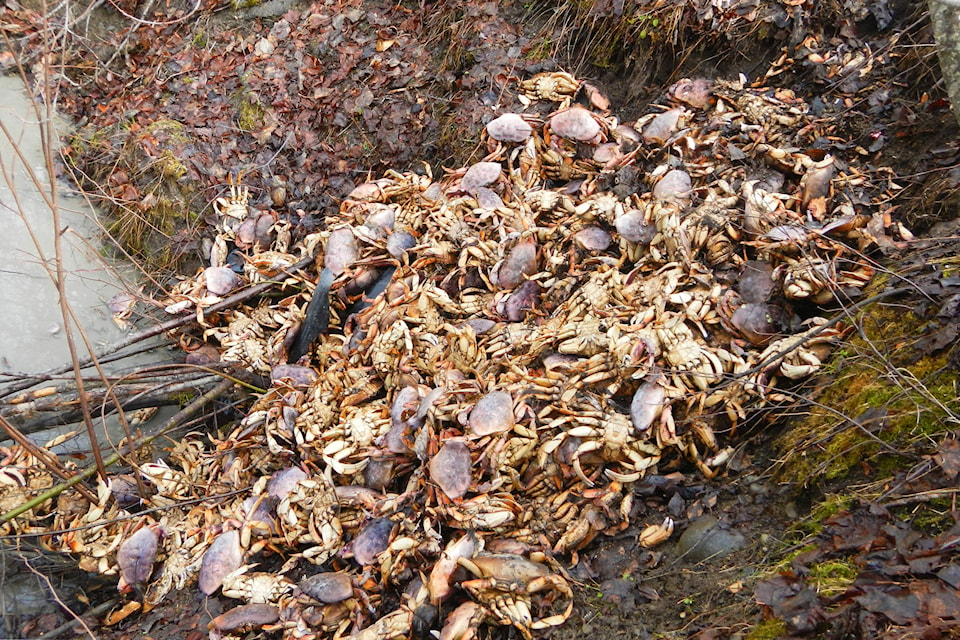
[745, 618, 788, 640]
[157, 149, 187, 180]
[231, 0, 260, 9]
[234, 86, 266, 132]
[525, 38, 553, 62]
[146, 118, 190, 144]
[896, 498, 955, 535]
[775, 298, 960, 486]
[796, 494, 854, 536]
[192, 30, 207, 48]
[808, 560, 858, 598]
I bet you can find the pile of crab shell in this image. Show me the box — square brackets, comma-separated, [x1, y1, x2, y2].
[16, 72, 910, 639]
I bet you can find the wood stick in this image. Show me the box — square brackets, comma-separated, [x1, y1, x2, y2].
[0, 377, 237, 525]
[0, 254, 316, 400]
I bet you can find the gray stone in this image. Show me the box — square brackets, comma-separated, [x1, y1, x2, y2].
[676, 515, 746, 563]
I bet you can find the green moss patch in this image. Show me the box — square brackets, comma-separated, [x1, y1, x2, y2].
[775, 292, 959, 487]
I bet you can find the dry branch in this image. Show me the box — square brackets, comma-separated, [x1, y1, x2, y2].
[0, 370, 228, 435]
[0, 253, 316, 401]
[0, 376, 237, 525]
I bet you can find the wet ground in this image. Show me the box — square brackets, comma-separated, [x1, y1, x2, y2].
[2, 0, 960, 638]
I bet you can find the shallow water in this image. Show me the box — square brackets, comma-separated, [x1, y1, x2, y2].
[0, 75, 137, 374]
[0, 76, 172, 453]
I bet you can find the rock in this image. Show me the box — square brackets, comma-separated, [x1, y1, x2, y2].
[676, 516, 745, 563]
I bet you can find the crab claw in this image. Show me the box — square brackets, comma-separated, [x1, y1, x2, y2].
[639, 517, 675, 548]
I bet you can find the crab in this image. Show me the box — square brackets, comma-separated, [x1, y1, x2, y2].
[311, 402, 390, 477]
[243, 250, 300, 283]
[749, 317, 849, 397]
[574, 191, 623, 223]
[145, 516, 210, 606]
[560, 264, 629, 319]
[536, 144, 599, 183]
[221, 566, 296, 603]
[647, 199, 688, 263]
[524, 188, 576, 218]
[667, 282, 723, 338]
[682, 187, 742, 266]
[777, 255, 874, 305]
[655, 312, 729, 392]
[638, 517, 675, 548]
[203, 309, 271, 373]
[210, 175, 252, 267]
[275, 475, 344, 564]
[540, 403, 662, 485]
[519, 71, 580, 105]
[456, 554, 574, 640]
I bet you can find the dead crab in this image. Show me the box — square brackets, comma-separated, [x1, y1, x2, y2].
[519, 71, 580, 105]
[221, 565, 296, 604]
[749, 317, 849, 396]
[203, 309, 271, 374]
[211, 174, 252, 267]
[541, 402, 662, 485]
[455, 553, 573, 640]
[655, 312, 729, 392]
[275, 474, 344, 564]
[777, 255, 874, 305]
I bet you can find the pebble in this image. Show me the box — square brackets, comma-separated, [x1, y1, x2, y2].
[676, 515, 745, 563]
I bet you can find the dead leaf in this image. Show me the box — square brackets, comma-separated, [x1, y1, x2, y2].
[933, 439, 960, 478]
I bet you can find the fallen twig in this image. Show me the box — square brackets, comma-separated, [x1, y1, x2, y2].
[0, 253, 316, 401]
[0, 376, 237, 525]
[1, 370, 225, 435]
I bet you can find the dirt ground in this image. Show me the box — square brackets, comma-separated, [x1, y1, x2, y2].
[3, 0, 960, 638]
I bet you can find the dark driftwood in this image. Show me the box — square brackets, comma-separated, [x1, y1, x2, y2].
[0, 371, 225, 435]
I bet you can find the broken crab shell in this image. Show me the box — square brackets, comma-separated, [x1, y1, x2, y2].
[550, 106, 601, 141]
[638, 517, 675, 548]
[199, 529, 243, 595]
[387, 229, 417, 258]
[730, 303, 784, 346]
[737, 260, 776, 304]
[615, 209, 657, 244]
[116, 524, 159, 589]
[493, 239, 538, 290]
[204, 266, 240, 296]
[270, 364, 318, 388]
[324, 227, 358, 275]
[574, 226, 612, 251]
[668, 77, 714, 109]
[630, 375, 666, 434]
[642, 108, 683, 145]
[468, 391, 515, 436]
[209, 603, 280, 632]
[352, 518, 394, 566]
[653, 169, 692, 201]
[266, 467, 307, 500]
[460, 162, 502, 193]
[429, 438, 472, 499]
[300, 571, 354, 603]
[486, 113, 533, 142]
[429, 533, 478, 603]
